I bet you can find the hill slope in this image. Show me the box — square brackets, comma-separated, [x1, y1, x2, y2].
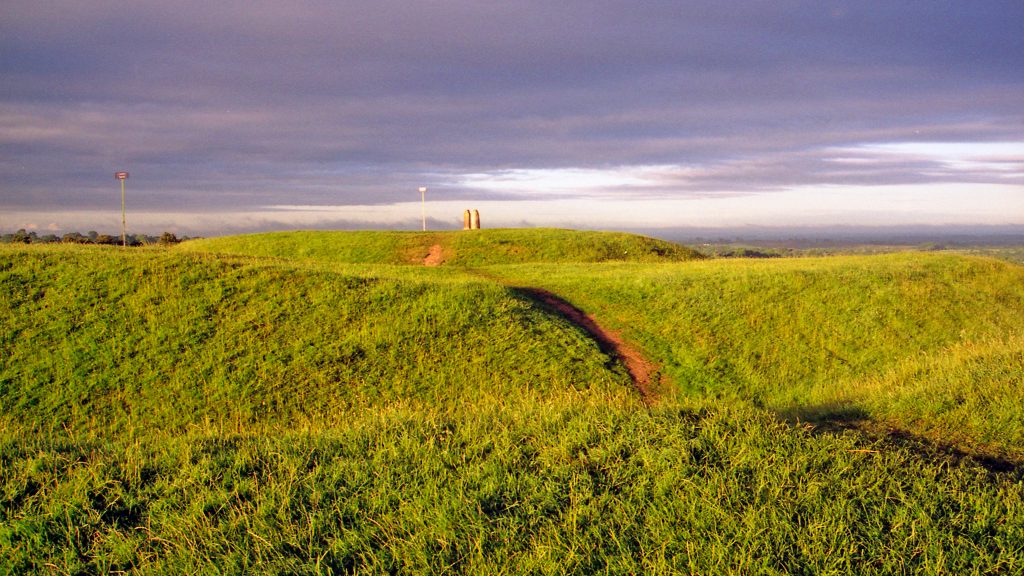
[491, 253, 1024, 456]
[1, 244, 630, 435]
[3, 236, 1024, 574]
[178, 228, 704, 266]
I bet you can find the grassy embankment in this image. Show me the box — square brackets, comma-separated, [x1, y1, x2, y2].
[492, 253, 1024, 458]
[178, 228, 702, 266]
[3, 230, 1024, 574]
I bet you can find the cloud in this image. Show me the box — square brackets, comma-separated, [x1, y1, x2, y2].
[1, 1, 1022, 230]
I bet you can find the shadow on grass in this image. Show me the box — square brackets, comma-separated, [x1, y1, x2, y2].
[509, 287, 619, 359]
[781, 401, 1023, 479]
[507, 286, 662, 406]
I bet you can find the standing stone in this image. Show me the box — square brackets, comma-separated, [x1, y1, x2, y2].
[463, 209, 472, 230]
[471, 209, 481, 230]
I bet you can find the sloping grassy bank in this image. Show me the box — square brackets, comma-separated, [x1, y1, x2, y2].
[491, 253, 1024, 458]
[0, 244, 628, 436]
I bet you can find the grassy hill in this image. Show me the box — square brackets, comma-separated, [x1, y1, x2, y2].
[492, 254, 1024, 456]
[178, 228, 704, 266]
[1, 244, 628, 435]
[3, 233, 1024, 574]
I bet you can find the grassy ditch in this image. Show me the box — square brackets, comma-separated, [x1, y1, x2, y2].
[490, 253, 1024, 459]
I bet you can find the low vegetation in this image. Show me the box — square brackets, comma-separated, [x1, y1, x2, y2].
[1, 244, 623, 435]
[492, 254, 1024, 458]
[1, 229, 188, 247]
[2, 231, 1022, 574]
[179, 228, 703, 266]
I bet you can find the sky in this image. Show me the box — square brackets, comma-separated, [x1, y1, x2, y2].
[1, 0, 1022, 236]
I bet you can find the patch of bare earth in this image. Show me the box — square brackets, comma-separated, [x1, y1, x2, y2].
[423, 244, 445, 266]
[515, 287, 663, 406]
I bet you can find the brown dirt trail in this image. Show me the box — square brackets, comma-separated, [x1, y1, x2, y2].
[426, 259, 663, 405]
[512, 287, 663, 406]
[423, 244, 445, 266]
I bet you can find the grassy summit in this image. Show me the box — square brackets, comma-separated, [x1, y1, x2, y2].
[178, 228, 704, 265]
[2, 232, 1023, 574]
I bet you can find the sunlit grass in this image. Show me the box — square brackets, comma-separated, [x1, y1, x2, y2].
[1, 244, 627, 437]
[179, 228, 704, 266]
[489, 253, 1024, 457]
[3, 236, 1023, 574]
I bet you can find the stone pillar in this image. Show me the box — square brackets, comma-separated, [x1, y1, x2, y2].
[463, 209, 472, 230]
[471, 209, 481, 230]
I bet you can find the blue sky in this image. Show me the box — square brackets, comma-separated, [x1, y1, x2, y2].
[1, 1, 1021, 235]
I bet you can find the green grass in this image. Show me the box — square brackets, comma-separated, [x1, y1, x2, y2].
[6, 400, 1024, 574]
[953, 246, 1024, 265]
[696, 242, 1024, 265]
[1, 244, 627, 436]
[179, 228, 703, 266]
[489, 253, 1024, 457]
[179, 230, 419, 265]
[3, 234, 1024, 574]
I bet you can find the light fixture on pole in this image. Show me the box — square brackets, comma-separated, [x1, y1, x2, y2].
[418, 187, 427, 231]
[115, 171, 129, 246]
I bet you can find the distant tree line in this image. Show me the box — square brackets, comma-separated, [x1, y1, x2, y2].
[0, 229, 190, 246]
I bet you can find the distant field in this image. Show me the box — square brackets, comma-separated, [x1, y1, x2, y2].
[3, 232, 1023, 574]
[953, 246, 1024, 265]
[697, 241, 1024, 265]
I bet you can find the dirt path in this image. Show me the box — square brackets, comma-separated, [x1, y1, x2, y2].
[423, 244, 445, 266]
[453, 266, 662, 405]
[513, 287, 662, 406]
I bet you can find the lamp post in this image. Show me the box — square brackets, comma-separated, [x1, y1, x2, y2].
[418, 187, 427, 231]
[115, 171, 129, 246]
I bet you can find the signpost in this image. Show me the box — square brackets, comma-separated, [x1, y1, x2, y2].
[115, 171, 129, 247]
[419, 187, 427, 232]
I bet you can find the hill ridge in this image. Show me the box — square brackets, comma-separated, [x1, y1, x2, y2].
[178, 228, 704, 266]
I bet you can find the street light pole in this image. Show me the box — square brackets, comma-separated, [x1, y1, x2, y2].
[115, 171, 129, 246]
[419, 187, 427, 231]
